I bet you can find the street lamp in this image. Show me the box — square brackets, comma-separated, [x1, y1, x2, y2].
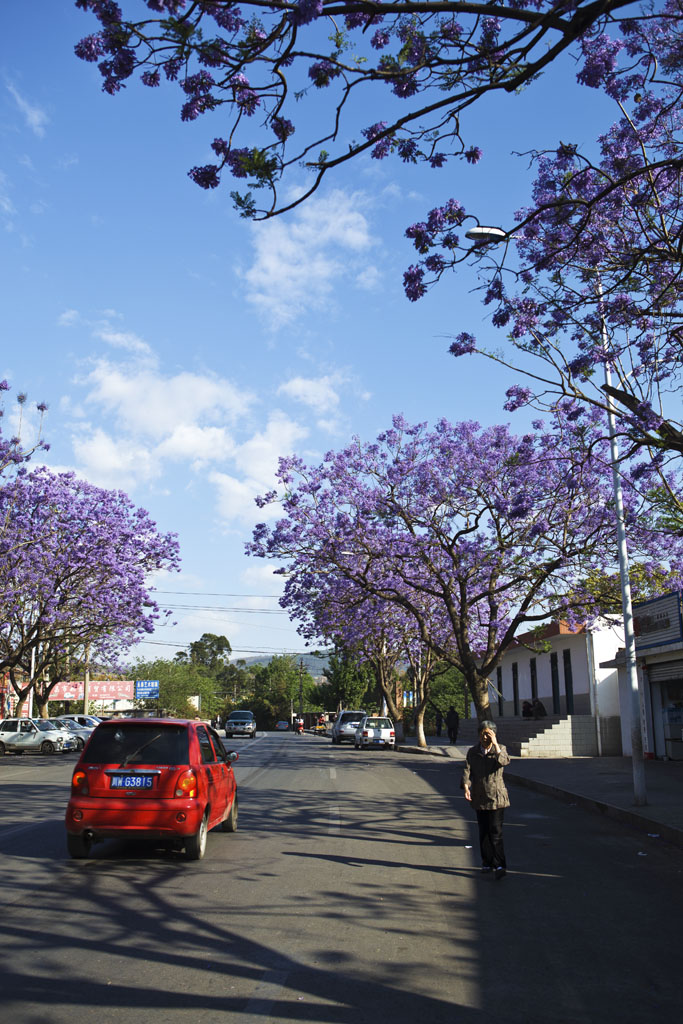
[466, 225, 647, 804]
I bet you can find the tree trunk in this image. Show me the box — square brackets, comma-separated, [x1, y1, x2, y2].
[467, 671, 491, 723]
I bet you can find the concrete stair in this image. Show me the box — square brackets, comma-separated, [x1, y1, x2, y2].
[452, 715, 617, 757]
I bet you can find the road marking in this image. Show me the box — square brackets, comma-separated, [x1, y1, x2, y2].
[243, 969, 288, 1018]
[329, 767, 336, 780]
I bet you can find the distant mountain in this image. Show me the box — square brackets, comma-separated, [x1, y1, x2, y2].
[236, 651, 331, 675]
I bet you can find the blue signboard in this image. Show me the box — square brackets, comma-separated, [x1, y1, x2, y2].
[135, 679, 160, 699]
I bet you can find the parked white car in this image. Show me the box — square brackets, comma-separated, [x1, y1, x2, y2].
[353, 716, 396, 750]
[0, 718, 77, 755]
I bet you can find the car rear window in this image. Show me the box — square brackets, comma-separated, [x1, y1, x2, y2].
[366, 718, 392, 728]
[83, 723, 190, 766]
[341, 713, 363, 724]
[228, 713, 253, 721]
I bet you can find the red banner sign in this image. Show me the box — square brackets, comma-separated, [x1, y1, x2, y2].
[50, 680, 135, 701]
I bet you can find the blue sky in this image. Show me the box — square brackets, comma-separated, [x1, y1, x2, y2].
[1, 1, 618, 665]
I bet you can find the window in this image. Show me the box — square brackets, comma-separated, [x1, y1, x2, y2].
[496, 667, 504, 717]
[550, 652, 561, 714]
[563, 649, 575, 715]
[84, 723, 190, 765]
[512, 663, 519, 716]
[197, 726, 216, 763]
[530, 658, 538, 700]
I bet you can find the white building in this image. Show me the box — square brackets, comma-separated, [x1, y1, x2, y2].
[475, 620, 625, 756]
[492, 620, 623, 717]
[602, 591, 683, 760]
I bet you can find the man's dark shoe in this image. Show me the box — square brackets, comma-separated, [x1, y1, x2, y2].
[495, 867, 506, 880]
[481, 866, 493, 873]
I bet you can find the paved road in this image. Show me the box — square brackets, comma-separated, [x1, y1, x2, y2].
[1, 735, 681, 1023]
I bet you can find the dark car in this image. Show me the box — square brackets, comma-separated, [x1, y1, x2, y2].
[65, 718, 239, 861]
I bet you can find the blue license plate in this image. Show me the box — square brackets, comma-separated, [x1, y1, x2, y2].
[110, 775, 154, 790]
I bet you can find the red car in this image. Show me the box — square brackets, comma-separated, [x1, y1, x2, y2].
[65, 718, 239, 861]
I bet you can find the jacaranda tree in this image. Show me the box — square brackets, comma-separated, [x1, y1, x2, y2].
[0, 466, 181, 714]
[74, 1, 681, 224]
[282, 566, 451, 744]
[0, 381, 48, 478]
[406, 96, 683, 477]
[74, 2, 683, 472]
[248, 410, 683, 718]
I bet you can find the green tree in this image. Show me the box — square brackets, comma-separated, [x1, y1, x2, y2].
[427, 664, 469, 725]
[322, 648, 375, 711]
[131, 658, 216, 718]
[252, 655, 318, 723]
[175, 633, 232, 671]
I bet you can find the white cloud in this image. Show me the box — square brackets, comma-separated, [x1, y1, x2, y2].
[93, 325, 153, 356]
[82, 359, 253, 442]
[71, 427, 159, 490]
[7, 84, 49, 138]
[58, 309, 80, 327]
[210, 411, 308, 526]
[232, 410, 308, 482]
[242, 189, 378, 327]
[155, 424, 236, 466]
[0, 171, 16, 218]
[277, 374, 343, 415]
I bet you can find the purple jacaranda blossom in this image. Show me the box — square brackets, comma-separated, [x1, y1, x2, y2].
[272, 116, 295, 142]
[0, 465, 180, 696]
[289, 0, 323, 27]
[448, 333, 477, 356]
[247, 411, 683, 719]
[308, 60, 341, 88]
[188, 164, 220, 188]
[503, 386, 533, 412]
[403, 265, 426, 302]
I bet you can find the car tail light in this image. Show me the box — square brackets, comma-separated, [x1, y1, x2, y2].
[390, 731, 395, 737]
[71, 770, 89, 795]
[175, 770, 197, 798]
[363, 731, 369, 737]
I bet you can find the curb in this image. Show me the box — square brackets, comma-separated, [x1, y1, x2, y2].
[395, 742, 683, 849]
[504, 771, 683, 850]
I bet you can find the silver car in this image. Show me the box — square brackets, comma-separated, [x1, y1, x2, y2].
[50, 717, 93, 750]
[331, 710, 367, 744]
[0, 718, 76, 755]
[224, 711, 257, 738]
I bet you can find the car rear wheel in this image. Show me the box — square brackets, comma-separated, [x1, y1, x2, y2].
[186, 811, 209, 860]
[67, 832, 92, 859]
[221, 795, 238, 832]
[76, 737, 85, 750]
[41, 740, 55, 754]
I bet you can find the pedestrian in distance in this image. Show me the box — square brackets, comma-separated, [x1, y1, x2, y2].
[446, 705, 459, 745]
[532, 697, 547, 720]
[462, 720, 510, 880]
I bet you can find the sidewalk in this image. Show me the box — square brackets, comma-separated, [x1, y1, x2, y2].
[397, 735, 683, 849]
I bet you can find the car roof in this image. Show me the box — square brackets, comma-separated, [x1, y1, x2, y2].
[98, 718, 196, 726]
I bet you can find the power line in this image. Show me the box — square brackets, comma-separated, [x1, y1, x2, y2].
[135, 638, 321, 656]
[159, 603, 286, 615]
[154, 590, 282, 599]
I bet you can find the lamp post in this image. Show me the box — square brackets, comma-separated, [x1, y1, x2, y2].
[465, 226, 647, 804]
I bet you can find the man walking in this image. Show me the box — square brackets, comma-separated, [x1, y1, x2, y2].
[446, 705, 459, 745]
